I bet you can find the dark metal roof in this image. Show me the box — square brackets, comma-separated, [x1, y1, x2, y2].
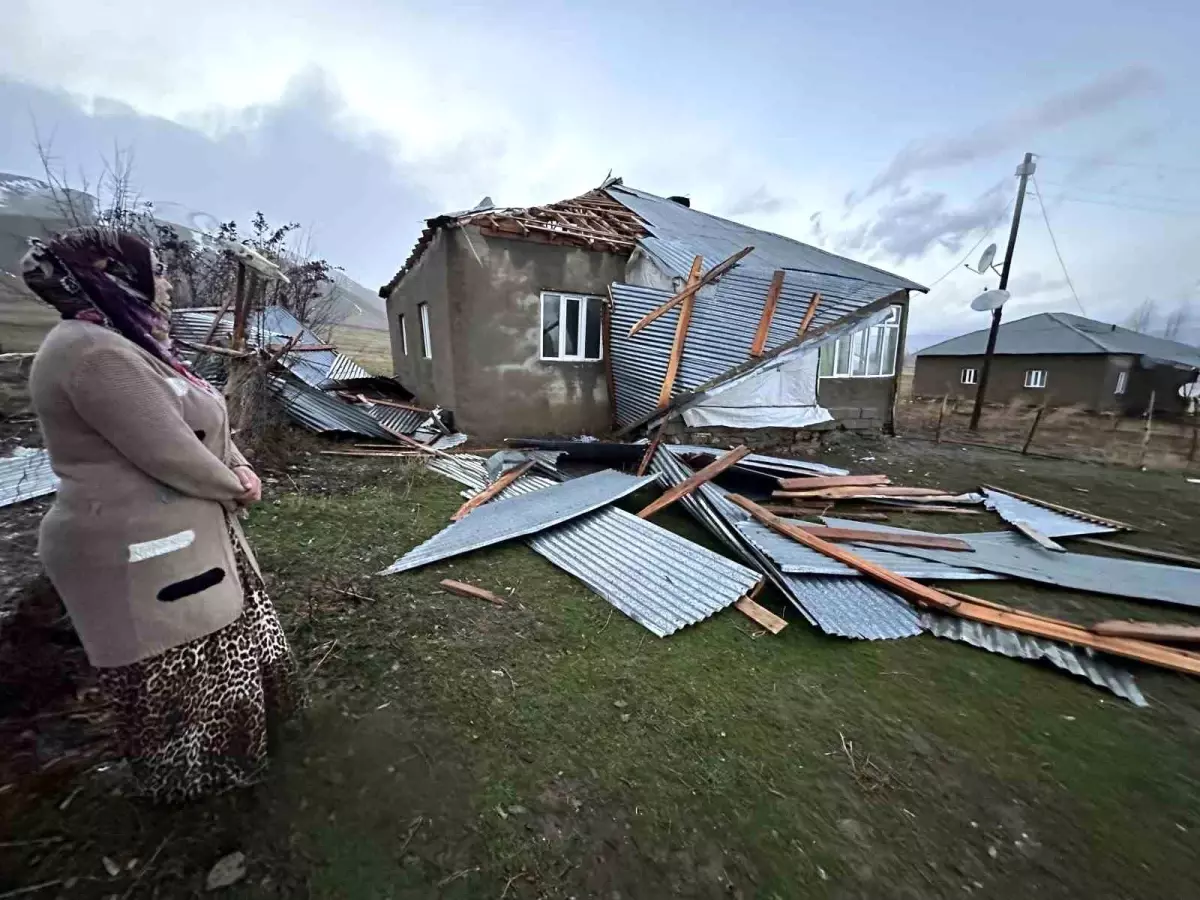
[918, 312, 1200, 368]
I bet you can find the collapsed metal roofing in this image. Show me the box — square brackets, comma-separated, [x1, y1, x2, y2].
[425, 455, 761, 636]
[0, 448, 59, 508]
[267, 373, 397, 439]
[380, 470, 658, 576]
[982, 488, 1118, 538]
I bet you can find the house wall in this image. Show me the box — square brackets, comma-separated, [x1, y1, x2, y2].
[1122, 358, 1195, 417]
[446, 228, 629, 438]
[385, 228, 457, 411]
[912, 353, 1119, 409]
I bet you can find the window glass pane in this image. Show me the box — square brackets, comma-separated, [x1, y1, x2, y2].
[398, 314, 407, 355]
[833, 337, 850, 375]
[584, 297, 602, 360]
[850, 331, 868, 376]
[541, 294, 560, 358]
[563, 295, 580, 356]
[418, 303, 432, 359]
[881, 326, 898, 376]
[818, 345, 834, 376]
[867, 328, 883, 376]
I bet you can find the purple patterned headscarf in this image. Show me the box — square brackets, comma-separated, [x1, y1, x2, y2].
[20, 226, 192, 378]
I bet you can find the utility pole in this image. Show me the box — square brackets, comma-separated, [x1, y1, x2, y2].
[969, 152, 1036, 431]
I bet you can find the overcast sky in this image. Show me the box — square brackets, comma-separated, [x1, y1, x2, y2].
[3, 0, 1198, 345]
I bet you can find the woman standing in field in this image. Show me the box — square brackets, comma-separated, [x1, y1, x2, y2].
[24, 226, 303, 803]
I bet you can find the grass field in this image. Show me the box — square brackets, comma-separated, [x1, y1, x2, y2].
[5, 434, 1200, 898]
[330, 325, 393, 376]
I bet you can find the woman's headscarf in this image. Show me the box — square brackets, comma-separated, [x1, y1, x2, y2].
[20, 226, 196, 380]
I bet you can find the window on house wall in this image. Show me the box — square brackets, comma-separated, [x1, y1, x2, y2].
[817, 305, 902, 378]
[1024, 368, 1047, 389]
[418, 303, 432, 359]
[540, 292, 604, 361]
[1115, 370, 1128, 395]
[961, 368, 978, 385]
[397, 314, 408, 355]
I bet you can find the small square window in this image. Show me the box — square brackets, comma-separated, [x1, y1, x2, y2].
[960, 368, 978, 385]
[1024, 369, 1047, 389]
[540, 292, 604, 361]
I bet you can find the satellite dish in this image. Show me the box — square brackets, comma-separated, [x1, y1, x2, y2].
[970, 289, 1010, 312]
[976, 243, 997, 274]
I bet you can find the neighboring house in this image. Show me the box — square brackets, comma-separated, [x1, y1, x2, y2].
[913, 312, 1200, 415]
[378, 179, 925, 438]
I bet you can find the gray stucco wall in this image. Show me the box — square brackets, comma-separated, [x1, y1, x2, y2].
[385, 229, 456, 411]
[447, 228, 628, 438]
[816, 376, 896, 430]
[912, 353, 1118, 409]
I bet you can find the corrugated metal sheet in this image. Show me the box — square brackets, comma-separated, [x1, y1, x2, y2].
[429, 432, 469, 451]
[982, 488, 1119, 538]
[607, 185, 924, 292]
[268, 374, 396, 439]
[733, 519, 1001, 580]
[422, 455, 760, 635]
[921, 613, 1146, 707]
[822, 517, 1200, 609]
[0, 448, 59, 508]
[666, 444, 849, 477]
[609, 281, 898, 427]
[781, 574, 921, 640]
[363, 403, 428, 435]
[328, 353, 373, 383]
[380, 471, 657, 575]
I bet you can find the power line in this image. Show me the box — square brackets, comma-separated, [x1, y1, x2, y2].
[924, 197, 1014, 290]
[1030, 192, 1200, 218]
[1030, 174, 1086, 317]
[1035, 179, 1200, 208]
[1035, 153, 1200, 176]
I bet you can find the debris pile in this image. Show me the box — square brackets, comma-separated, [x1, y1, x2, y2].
[389, 438, 1200, 708]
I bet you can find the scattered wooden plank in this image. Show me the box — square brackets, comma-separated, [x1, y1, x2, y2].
[1009, 520, 1065, 552]
[749, 270, 785, 357]
[627, 246, 754, 336]
[440, 579, 506, 607]
[777, 474, 891, 491]
[636, 422, 668, 477]
[727, 496, 1200, 678]
[657, 255, 705, 408]
[863, 504, 981, 515]
[351, 394, 432, 413]
[1090, 621, 1200, 644]
[734, 595, 788, 634]
[794, 524, 973, 552]
[772, 486, 951, 500]
[979, 484, 1133, 531]
[320, 450, 426, 458]
[796, 291, 821, 337]
[761, 505, 889, 521]
[451, 460, 535, 521]
[1072, 537, 1200, 569]
[637, 446, 752, 519]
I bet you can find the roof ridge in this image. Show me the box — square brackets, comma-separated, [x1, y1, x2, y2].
[1044, 311, 1111, 352]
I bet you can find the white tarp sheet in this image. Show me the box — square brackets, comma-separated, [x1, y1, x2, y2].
[681, 346, 832, 428]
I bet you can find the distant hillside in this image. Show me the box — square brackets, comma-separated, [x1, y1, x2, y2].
[0, 172, 388, 332]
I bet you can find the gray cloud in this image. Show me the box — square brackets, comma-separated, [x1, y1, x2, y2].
[722, 185, 792, 217]
[0, 68, 433, 287]
[808, 210, 826, 245]
[854, 67, 1160, 204]
[836, 187, 1008, 263]
[1005, 271, 1069, 296]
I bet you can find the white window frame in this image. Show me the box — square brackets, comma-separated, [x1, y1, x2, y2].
[539, 291, 604, 362]
[418, 303, 432, 359]
[1115, 370, 1128, 395]
[398, 313, 408, 355]
[1024, 368, 1047, 389]
[818, 305, 902, 379]
[960, 368, 978, 385]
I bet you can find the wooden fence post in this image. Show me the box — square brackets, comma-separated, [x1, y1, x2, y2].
[1138, 391, 1156, 468]
[1022, 403, 1047, 455]
[1189, 420, 1199, 468]
[935, 395, 948, 443]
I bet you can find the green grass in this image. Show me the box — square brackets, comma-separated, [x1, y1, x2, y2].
[5, 446, 1200, 898]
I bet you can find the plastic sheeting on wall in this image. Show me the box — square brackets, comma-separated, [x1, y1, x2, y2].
[681, 345, 833, 428]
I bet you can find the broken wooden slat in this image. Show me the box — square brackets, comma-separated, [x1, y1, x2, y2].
[861, 504, 981, 515]
[729, 496, 1200, 678]
[1071, 537, 1200, 569]
[636, 423, 668, 477]
[749, 270, 785, 357]
[980, 484, 1134, 531]
[734, 595, 788, 634]
[761, 505, 890, 521]
[1009, 520, 1065, 551]
[796, 292, 821, 336]
[1090, 621, 1200, 644]
[777, 474, 891, 491]
[656, 255, 705, 408]
[627, 246, 754, 336]
[637, 446, 752, 519]
[440, 579, 506, 607]
[772, 486, 952, 500]
[451, 460, 535, 521]
[320, 450, 427, 458]
[794, 524, 973, 552]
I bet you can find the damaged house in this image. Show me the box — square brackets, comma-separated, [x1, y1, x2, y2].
[378, 179, 925, 438]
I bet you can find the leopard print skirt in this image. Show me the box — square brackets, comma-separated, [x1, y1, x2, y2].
[96, 524, 305, 803]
